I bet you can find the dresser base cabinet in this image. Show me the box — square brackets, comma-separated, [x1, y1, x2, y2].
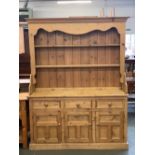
[29, 96, 128, 150]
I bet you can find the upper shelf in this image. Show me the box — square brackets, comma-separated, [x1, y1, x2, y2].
[36, 64, 120, 68]
[35, 44, 120, 48]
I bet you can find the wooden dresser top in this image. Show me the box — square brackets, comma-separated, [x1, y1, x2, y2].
[27, 17, 128, 23]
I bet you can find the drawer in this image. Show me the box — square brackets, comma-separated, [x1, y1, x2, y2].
[32, 100, 61, 110]
[96, 100, 123, 109]
[64, 100, 91, 109]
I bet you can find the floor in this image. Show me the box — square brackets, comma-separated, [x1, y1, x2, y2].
[19, 113, 135, 155]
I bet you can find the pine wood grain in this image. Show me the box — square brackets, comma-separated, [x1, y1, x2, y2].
[28, 17, 128, 150]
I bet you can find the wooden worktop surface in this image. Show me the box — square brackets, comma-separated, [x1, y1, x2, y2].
[30, 87, 127, 98]
[19, 92, 29, 100]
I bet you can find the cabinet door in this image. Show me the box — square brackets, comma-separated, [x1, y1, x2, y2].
[33, 111, 61, 143]
[64, 111, 92, 143]
[95, 111, 124, 143]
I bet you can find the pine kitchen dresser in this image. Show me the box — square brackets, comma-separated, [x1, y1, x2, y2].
[28, 17, 128, 150]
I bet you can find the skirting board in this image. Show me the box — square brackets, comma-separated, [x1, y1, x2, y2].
[30, 143, 128, 150]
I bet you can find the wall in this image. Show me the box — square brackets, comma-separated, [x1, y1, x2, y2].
[19, 0, 135, 33]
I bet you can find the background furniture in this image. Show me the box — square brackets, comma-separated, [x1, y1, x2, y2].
[125, 58, 135, 94]
[19, 22, 31, 78]
[19, 23, 25, 54]
[19, 22, 30, 148]
[125, 58, 135, 112]
[28, 17, 128, 150]
[19, 92, 29, 148]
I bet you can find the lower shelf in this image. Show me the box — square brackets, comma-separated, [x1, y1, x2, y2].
[30, 143, 128, 150]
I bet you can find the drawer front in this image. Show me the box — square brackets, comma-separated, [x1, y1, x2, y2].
[32, 100, 61, 110]
[96, 100, 123, 109]
[64, 100, 91, 109]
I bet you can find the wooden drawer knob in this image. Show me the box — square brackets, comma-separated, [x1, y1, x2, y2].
[76, 104, 80, 108]
[44, 103, 48, 108]
[108, 103, 112, 107]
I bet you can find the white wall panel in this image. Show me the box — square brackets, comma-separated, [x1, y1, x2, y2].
[20, 0, 135, 33]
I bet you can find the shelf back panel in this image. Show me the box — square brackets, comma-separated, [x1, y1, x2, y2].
[34, 28, 120, 88]
[36, 68, 120, 88]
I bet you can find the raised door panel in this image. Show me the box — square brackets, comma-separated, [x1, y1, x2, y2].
[111, 125, 122, 142]
[33, 111, 61, 143]
[95, 111, 124, 143]
[96, 125, 109, 142]
[64, 111, 92, 143]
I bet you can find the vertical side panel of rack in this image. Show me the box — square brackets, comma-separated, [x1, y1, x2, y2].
[28, 24, 36, 85]
[118, 23, 126, 88]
